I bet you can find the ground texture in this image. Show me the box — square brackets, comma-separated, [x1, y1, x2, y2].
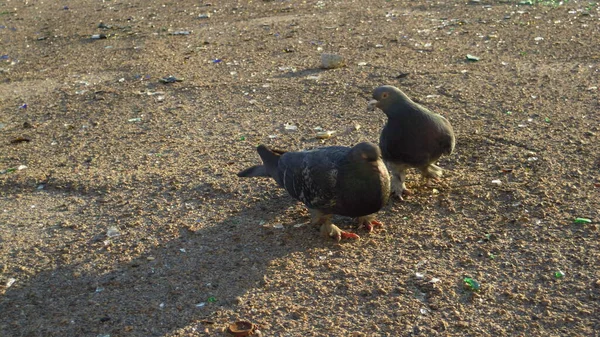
[1, 0, 599, 336]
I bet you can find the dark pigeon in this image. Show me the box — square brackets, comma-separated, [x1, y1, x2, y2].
[238, 142, 390, 241]
[368, 85, 455, 199]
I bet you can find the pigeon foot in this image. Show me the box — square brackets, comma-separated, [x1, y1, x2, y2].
[357, 216, 384, 232]
[320, 222, 360, 241]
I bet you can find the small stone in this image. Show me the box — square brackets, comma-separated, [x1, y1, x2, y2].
[320, 53, 345, 69]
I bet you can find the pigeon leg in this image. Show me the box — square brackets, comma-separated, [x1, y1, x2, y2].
[310, 209, 359, 241]
[357, 215, 384, 232]
[422, 163, 443, 179]
[388, 163, 411, 200]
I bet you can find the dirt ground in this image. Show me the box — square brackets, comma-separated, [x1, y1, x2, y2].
[0, 0, 599, 336]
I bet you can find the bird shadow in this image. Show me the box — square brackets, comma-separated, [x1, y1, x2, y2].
[0, 175, 354, 336]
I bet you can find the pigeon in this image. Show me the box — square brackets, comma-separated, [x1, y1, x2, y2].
[238, 142, 390, 241]
[367, 85, 455, 199]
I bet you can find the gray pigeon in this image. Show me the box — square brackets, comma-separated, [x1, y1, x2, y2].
[238, 142, 390, 241]
[368, 85, 455, 199]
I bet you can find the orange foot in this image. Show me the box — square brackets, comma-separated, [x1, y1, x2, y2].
[357, 216, 384, 232]
[340, 231, 360, 240]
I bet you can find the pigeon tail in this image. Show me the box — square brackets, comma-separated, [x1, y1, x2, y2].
[238, 145, 285, 180]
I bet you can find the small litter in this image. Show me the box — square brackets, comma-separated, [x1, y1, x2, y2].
[212, 59, 222, 63]
[268, 135, 278, 139]
[316, 131, 335, 139]
[198, 13, 211, 19]
[415, 272, 424, 279]
[554, 270, 565, 278]
[169, 31, 191, 35]
[375, 44, 384, 48]
[0, 168, 16, 174]
[128, 117, 142, 123]
[574, 218, 591, 224]
[207, 296, 217, 303]
[160, 76, 183, 83]
[272, 224, 284, 229]
[17, 165, 27, 171]
[491, 179, 502, 185]
[10, 136, 31, 144]
[238, 136, 245, 141]
[95, 287, 104, 293]
[534, 37, 544, 41]
[293, 223, 305, 228]
[463, 277, 481, 291]
[106, 226, 121, 238]
[430, 277, 441, 283]
[6, 278, 16, 288]
[466, 54, 480, 62]
[19, 104, 27, 109]
[284, 123, 298, 131]
[357, 61, 368, 66]
[196, 302, 206, 307]
[91, 34, 107, 40]
[544, 117, 551, 123]
[228, 321, 256, 337]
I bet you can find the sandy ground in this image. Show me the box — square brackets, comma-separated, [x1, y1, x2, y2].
[1, 0, 599, 336]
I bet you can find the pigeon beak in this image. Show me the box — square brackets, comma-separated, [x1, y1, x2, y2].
[367, 99, 378, 111]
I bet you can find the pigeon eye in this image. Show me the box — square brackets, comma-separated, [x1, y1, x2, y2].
[381, 92, 389, 99]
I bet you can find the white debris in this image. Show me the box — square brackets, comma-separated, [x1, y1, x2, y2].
[284, 123, 298, 131]
[491, 179, 502, 185]
[106, 226, 121, 238]
[6, 278, 16, 288]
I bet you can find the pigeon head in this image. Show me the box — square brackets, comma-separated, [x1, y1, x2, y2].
[349, 142, 381, 162]
[367, 85, 412, 116]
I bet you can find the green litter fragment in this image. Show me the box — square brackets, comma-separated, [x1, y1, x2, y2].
[207, 297, 217, 303]
[488, 252, 497, 260]
[128, 117, 142, 122]
[554, 270, 565, 278]
[239, 136, 246, 141]
[505, 111, 513, 115]
[544, 117, 551, 123]
[466, 54, 480, 62]
[463, 277, 481, 291]
[574, 218, 591, 224]
[1, 168, 17, 174]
